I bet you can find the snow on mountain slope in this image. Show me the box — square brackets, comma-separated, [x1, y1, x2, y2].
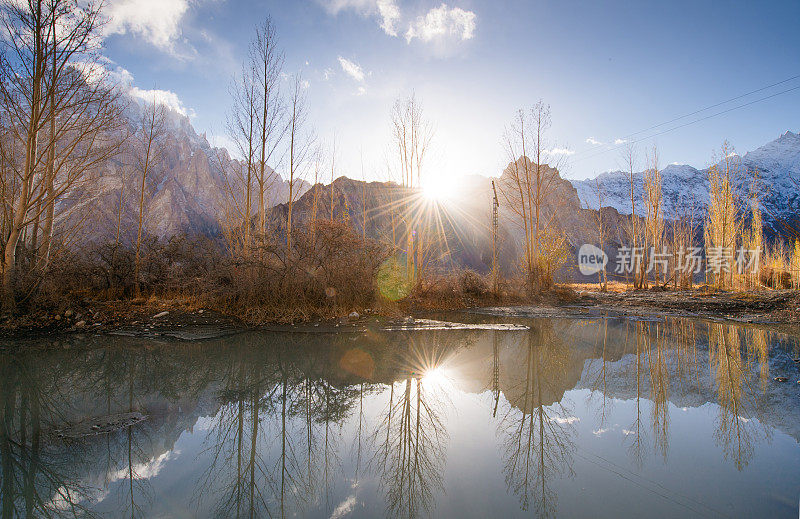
[572, 131, 800, 222]
[66, 94, 306, 242]
[573, 163, 706, 217]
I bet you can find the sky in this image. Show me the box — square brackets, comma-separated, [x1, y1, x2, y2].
[101, 0, 800, 184]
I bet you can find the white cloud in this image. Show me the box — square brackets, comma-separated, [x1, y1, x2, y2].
[356, 86, 366, 96]
[77, 59, 193, 118]
[547, 147, 575, 156]
[330, 494, 357, 519]
[550, 416, 579, 424]
[592, 428, 610, 436]
[319, 0, 400, 37]
[586, 137, 603, 146]
[323, 68, 334, 81]
[614, 138, 628, 145]
[338, 56, 365, 82]
[376, 0, 401, 36]
[130, 86, 191, 116]
[405, 4, 476, 43]
[104, 0, 190, 52]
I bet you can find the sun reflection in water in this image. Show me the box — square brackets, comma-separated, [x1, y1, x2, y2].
[421, 366, 453, 390]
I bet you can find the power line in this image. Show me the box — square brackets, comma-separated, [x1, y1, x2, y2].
[620, 74, 800, 141]
[572, 82, 800, 165]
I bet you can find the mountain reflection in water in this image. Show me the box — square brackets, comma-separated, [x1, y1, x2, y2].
[1, 316, 800, 518]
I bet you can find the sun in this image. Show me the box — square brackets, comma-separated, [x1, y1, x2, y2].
[421, 366, 451, 388]
[422, 177, 450, 201]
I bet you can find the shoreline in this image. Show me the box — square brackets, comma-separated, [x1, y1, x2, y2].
[2, 287, 800, 342]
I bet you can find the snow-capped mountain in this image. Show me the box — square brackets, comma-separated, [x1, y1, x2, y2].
[572, 131, 800, 226]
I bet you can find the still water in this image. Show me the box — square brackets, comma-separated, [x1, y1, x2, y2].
[2, 315, 800, 518]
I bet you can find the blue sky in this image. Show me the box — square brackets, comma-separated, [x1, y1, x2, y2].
[101, 0, 800, 183]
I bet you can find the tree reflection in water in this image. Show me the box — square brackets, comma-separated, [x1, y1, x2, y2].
[616, 318, 770, 472]
[368, 331, 456, 519]
[497, 323, 576, 518]
[196, 333, 367, 518]
[708, 323, 770, 470]
[0, 351, 97, 518]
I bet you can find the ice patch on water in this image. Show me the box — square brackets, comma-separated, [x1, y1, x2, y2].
[381, 318, 529, 331]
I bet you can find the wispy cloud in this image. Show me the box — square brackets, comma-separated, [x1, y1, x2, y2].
[614, 138, 628, 145]
[586, 137, 603, 146]
[104, 0, 190, 52]
[549, 416, 579, 424]
[319, 0, 400, 37]
[130, 86, 192, 116]
[547, 147, 575, 156]
[104, 61, 193, 117]
[377, 0, 401, 36]
[405, 4, 477, 43]
[338, 56, 365, 82]
[330, 494, 357, 519]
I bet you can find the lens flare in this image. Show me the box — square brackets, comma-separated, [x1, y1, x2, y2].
[376, 254, 412, 301]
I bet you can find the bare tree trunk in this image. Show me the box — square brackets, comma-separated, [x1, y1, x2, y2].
[134, 101, 165, 297]
[285, 74, 312, 252]
[2, 0, 45, 312]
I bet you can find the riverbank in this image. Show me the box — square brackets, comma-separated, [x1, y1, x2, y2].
[2, 285, 800, 340]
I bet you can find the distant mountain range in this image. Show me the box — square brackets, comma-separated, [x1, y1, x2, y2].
[572, 131, 800, 234]
[71, 96, 800, 274]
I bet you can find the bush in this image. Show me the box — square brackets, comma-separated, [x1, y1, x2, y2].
[210, 219, 388, 320]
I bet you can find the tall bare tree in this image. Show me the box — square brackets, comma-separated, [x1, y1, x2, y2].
[500, 101, 568, 292]
[590, 179, 608, 291]
[133, 99, 165, 296]
[0, 0, 124, 311]
[643, 145, 664, 286]
[252, 18, 286, 238]
[390, 92, 432, 284]
[285, 73, 313, 251]
[620, 143, 643, 289]
[220, 62, 259, 255]
[705, 141, 742, 288]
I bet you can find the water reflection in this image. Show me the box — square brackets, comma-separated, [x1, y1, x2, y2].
[496, 323, 576, 518]
[0, 316, 798, 518]
[368, 333, 458, 518]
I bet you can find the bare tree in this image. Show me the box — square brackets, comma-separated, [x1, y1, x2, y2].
[500, 101, 568, 292]
[390, 92, 433, 284]
[132, 99, 165, 296]
[590, 179, 608, 291]
[329, 135, 337, 222]
[252, 18, 286, 238]
[285, 73, 313, 251]
[669, 194, 698, 290]
[706, 141, 742, 288]
[643, 145, 664, 286]
[220, 60, 259, 255]
[620, 144, 643, 289]
[308, 143, 323, 242]
[0, 0, 124, 311]
[742, 171, 763, 288]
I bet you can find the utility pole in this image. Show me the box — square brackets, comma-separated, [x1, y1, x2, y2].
[491, 180, 500, 295]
